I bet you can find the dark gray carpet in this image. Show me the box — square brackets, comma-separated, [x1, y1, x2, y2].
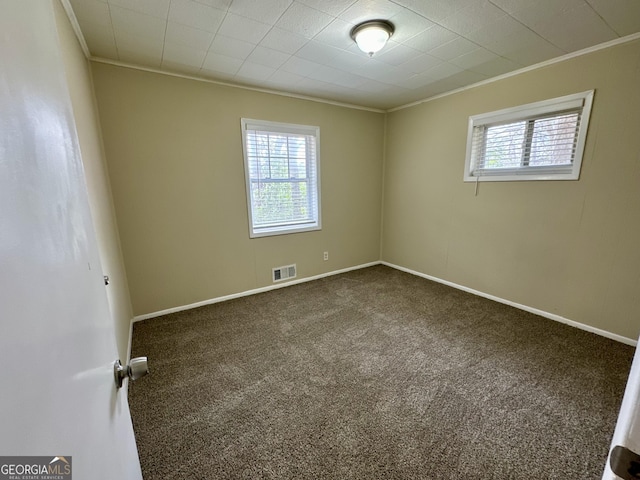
[129, 265, 633, 479]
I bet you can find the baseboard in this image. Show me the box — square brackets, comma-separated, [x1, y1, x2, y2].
[131, 260, 636, 347]
[381, 261, 637, 347]
[133, 261, 382, 322]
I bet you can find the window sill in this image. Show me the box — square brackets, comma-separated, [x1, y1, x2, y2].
[250, 223, 321, 238]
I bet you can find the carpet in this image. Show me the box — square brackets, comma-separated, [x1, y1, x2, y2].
[129, 265, 634, 479]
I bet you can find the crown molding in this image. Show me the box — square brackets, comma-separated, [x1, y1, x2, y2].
[389, 32, 640, 113]
[59, 0, 90, 59]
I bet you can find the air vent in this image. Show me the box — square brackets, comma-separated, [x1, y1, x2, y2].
[272, 264, 296, 283]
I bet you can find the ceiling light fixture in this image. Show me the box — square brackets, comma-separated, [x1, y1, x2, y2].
[351, 20, 395, 57]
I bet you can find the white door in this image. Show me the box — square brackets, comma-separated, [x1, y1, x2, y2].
[0, 2, 142, 479]
[603, 342, 640, 479]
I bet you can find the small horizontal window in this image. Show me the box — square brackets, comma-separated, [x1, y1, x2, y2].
[464, 91, 594, 182]
[241, 118, 321, 238]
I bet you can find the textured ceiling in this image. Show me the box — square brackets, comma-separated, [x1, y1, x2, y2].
[68, 0, 640, 109]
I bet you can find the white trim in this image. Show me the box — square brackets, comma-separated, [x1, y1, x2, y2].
[241, 118, 322, 238]
[381, 261, 637, 346]
[60, 0, 640, 114]
[88, 57, 386, 114]
[468, 92, 587, 125]
[132, 260, 636, 346]
[59, 0, 90, 58]
[463, 90, 594, 182]
[126, 318, 134, 364]
[388, 32, 640, 113]
[52, 2, 640, 115]
[122, 319, 134, 391]
[133, 261, 381, 322]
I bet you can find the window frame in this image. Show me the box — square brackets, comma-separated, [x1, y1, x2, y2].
[240, 118, 322, 238]
[463, 90, 594, 182]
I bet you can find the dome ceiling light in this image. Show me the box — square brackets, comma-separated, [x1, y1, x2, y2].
[350, 20, 395, 57]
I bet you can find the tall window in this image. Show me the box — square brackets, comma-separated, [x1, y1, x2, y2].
[241, 118, 321, 238]
[464, 91, 594, 182]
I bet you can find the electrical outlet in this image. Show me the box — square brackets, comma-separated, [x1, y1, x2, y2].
[323, 251, 329, 261]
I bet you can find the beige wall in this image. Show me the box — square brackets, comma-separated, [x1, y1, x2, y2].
[383, 39, 640, 340]
[84, 29, 639, 340]
[90, 63, 385, 316]
[54, 1, 133, 359]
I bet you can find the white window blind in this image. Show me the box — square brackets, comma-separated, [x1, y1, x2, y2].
[241, 118, 321, 238]
[464, 91, 594, 182]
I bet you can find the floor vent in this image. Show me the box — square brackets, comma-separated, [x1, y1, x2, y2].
[273, 264, 296, 283]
